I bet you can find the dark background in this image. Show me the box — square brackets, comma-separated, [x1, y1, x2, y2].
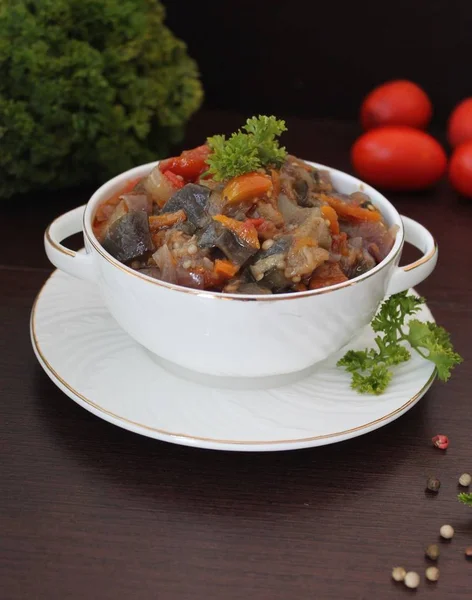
[165, 0, 471, 125]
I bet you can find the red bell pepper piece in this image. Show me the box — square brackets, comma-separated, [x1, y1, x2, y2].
[159, 145, 211, 182]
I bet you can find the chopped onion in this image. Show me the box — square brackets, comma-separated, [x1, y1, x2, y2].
[143, 166, 175, 207]
[152, 245, 177, 284]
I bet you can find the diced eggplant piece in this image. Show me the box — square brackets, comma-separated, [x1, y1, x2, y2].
[312, 169, 333, 193]
[197, 221, 257, 266]
[162, 184, 210, 226]
[197, 221, 221, 248]
[293, 179, 309, 206]
[256, 236, 292, 260]
[102, 212, 154, 263]
[176, 220, 198, 236]
[234, 282, 273, 295]
[249, 236, 292, 283]
[260, 267, 291, 292]
[339, 246, 376, 279]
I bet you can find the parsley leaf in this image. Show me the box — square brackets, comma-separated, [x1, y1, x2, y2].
[337, 291, 462, 395]
[351, 364, 393, 395]
[458, 492, 472, 507]
[406, 320, 462, 381]
[205, 115, 287, 181]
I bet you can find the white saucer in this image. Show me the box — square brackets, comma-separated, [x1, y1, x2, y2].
[31, 268, 436, 452]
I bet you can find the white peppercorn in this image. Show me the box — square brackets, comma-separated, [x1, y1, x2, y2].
[439, 524, 454, 539]
[425, 566, 439, 582]
[459, 473, 471, 487]
[404, 571, 420, 589]
[391, 566, 406, 582]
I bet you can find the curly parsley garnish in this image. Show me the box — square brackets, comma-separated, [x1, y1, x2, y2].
[337, 291, 462, 395]
[458, 492, 472, 507]
[205, 115, 287, 181]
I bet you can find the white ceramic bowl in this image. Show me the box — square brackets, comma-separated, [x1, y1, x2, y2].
[45, 161, 437, 378]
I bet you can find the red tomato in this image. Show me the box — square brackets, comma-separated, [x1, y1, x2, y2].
[159, 145, 210, 181]
[449, 141, 472, 197]
[448, 98, 472, 147]
[360, 80, 432, 131]
[351, 126, 447, 191]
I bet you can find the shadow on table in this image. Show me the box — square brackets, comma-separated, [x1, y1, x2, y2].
[34, 364, 433, 518]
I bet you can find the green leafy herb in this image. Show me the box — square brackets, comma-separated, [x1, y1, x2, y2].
[458, 492, 472, 507]
[0, 0, 203, 198]
[337, 291, 462, 395]
[205, 115, 287, 180]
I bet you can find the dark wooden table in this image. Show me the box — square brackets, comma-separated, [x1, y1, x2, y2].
[1, 111, 471, 599]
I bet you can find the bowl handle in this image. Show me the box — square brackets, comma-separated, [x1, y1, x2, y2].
[386, 215, 438, 295]
[44, 205, 97, 282]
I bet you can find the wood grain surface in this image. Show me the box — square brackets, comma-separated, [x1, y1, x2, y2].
[1, 112, 471, 599]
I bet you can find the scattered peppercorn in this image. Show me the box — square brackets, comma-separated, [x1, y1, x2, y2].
[459, 473, 472, 487]
[440, 524, 454, 539]
[404, 571, 421, 589]
[426, 477, 441, 492]
[432, 434, 449, 450]
[391, 566, 406, 582]
[425, 566, 440, 582]
[465, 547, 472, 559]
[425, 544, 440, 560]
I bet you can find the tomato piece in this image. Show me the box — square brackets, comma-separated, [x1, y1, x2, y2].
[245, 217, 265, 229]
[351, 126, 447, 191]
[309, 262, 348, 290]
[163, 170, 185, 189]
[448, 98, 472, 148]
[361, 80, 432, 131]
[449, 141, 472, 198]
[331, 232, 349, 256]
[159, 145, 211, 181]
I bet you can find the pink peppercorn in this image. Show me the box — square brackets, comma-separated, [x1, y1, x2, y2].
[432, 434, 449, 450]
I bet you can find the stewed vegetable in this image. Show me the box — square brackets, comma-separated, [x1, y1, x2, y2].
[93, 116, 397, 294]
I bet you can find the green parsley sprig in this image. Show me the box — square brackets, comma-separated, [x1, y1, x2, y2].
[458, 492, 472, 507]
[205, 115, 287, 181]
[337, 292, 462, 395]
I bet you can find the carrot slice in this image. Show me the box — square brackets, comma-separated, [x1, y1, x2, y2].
[321, 205, 340, 234]
[322, 194, 381, 222]
[214, 259, 239, 279]
[222, 172, 272, 206]
[149, 210, 187, 231]
[213, 215, 260, 248]
[270, 169, 280, 206]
